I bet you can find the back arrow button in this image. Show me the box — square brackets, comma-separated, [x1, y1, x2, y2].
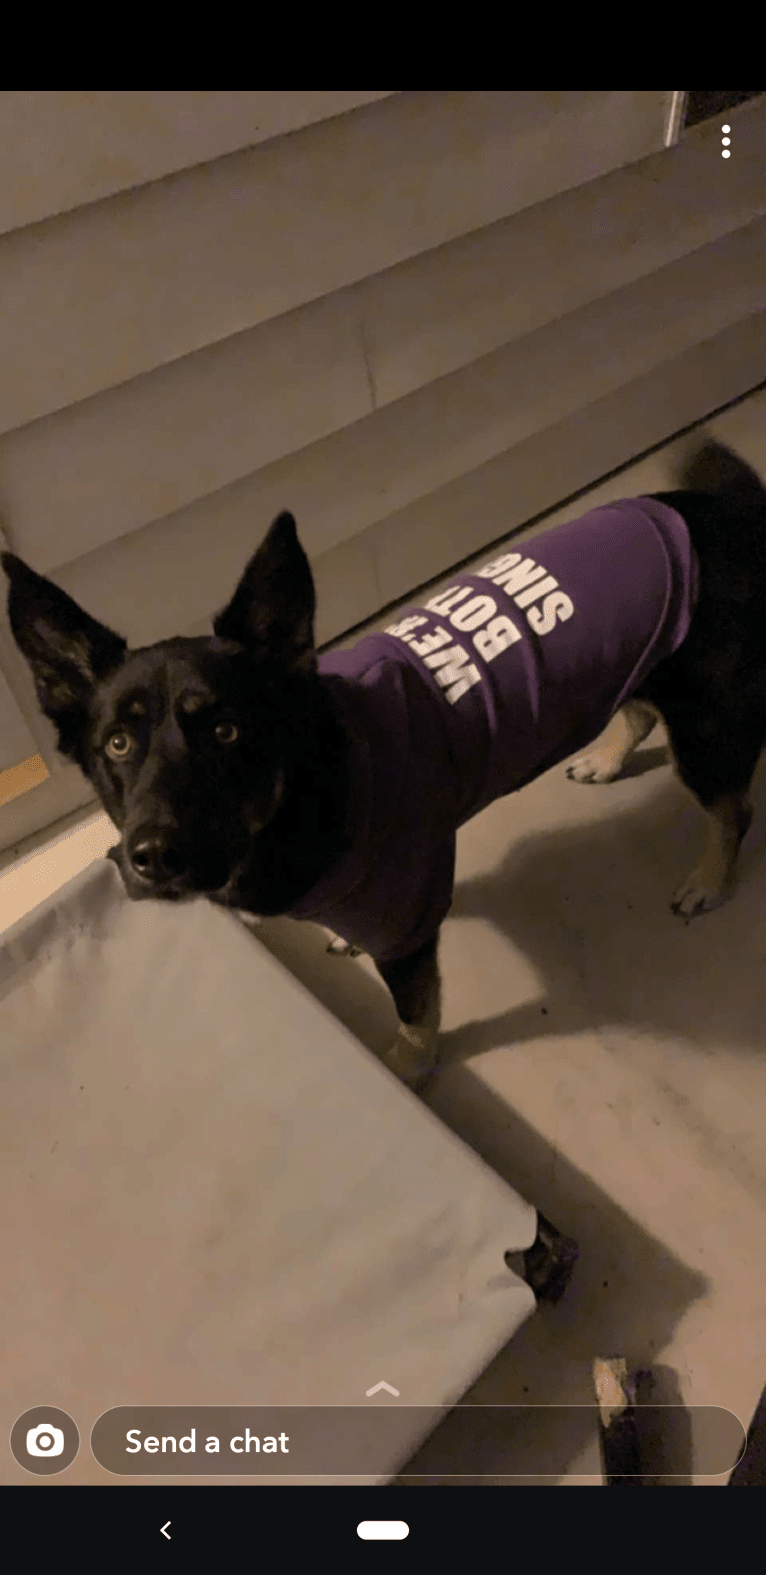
[161, 1522, 171, 1540]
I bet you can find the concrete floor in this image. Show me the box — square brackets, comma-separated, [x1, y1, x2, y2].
[2, 389, 765, 1484]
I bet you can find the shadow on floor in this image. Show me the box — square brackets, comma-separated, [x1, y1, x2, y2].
[392, 1074, 713, 1483]
[442, 754, 766, 1072]
[252, 748, 766, 1483]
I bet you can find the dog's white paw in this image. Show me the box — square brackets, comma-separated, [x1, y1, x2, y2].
[383, 1023, 439, 1091]
[670, 870, 729, 921]
[326, 933, 363, 957]
[566, 753, 622, 785]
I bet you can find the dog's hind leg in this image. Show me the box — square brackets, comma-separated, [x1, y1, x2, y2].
[375, 934, 442, 1092]
[661, 705, 762, 920]
[671, 790, 753, 919]
[566, 699, 659, 785]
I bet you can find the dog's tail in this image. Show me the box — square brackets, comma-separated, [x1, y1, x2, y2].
[676, 436, 766, 517]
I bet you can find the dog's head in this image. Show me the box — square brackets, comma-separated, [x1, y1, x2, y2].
[2, 513, 321, 904]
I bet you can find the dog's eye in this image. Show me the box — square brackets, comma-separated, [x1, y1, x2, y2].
[106, 731, 133, 759]
[215, 720, 239, 744]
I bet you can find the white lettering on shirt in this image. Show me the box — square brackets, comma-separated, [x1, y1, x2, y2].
[474, 615, 523, 660]
[449, 595, 498, 632]
[527, 590, 575, 634]
[421, 640, 482, 703]
[383, 548, 575, 703]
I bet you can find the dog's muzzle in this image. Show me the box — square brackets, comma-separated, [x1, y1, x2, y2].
[124, 821, 194, 893]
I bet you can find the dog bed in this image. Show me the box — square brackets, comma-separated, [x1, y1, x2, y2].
[0, 856, 539, 1485]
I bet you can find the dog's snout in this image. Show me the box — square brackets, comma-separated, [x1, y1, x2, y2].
[128, 825, 188, 885]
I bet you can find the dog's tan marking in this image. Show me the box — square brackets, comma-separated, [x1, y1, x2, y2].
[566, 699, 659, 784]
[383, 978, 442, 1092]
[180, 692, 214, 714]
[671, 791, 753, 920]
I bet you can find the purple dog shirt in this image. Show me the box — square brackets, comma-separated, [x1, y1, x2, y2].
[287, 498, 699, 963]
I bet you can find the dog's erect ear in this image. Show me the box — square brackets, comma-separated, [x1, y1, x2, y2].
[1, 552, 128, 757]
[212, 512, 316, 672]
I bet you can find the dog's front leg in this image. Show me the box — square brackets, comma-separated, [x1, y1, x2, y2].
[375, 934, 442, 1092]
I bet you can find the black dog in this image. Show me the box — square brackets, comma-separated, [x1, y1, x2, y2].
[4, 438, 766, 1088]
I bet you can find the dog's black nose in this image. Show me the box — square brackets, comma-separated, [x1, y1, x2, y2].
[127, 826, 188, 884]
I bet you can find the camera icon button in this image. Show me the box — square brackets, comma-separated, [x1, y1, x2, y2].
[11, 1406, 80, 1475]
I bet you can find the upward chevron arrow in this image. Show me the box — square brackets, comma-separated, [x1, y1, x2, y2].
[366, 1381, 400, 1397]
